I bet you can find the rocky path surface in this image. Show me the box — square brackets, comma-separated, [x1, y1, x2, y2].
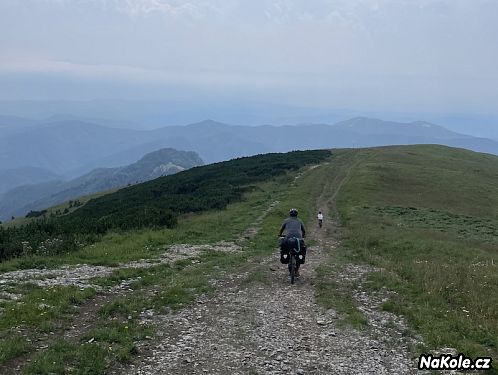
[0, 201, 281, 299]
[120, 217, 421, 374]
[0, 241, 241, 292]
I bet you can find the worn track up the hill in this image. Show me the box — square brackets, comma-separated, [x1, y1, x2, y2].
[119, 167, 421, 375]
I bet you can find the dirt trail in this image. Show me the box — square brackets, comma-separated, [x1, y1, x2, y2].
[119, 172, 421, 374]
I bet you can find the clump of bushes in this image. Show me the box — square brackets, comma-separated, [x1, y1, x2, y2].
[25, 210, 48, 218]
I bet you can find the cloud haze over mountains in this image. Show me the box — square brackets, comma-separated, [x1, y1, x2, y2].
[1, 0, 497, 118]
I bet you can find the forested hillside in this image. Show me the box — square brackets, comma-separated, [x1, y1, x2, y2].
[0, 150, 330, 261]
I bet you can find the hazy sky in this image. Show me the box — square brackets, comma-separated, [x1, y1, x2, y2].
[1, 0, 497, 113]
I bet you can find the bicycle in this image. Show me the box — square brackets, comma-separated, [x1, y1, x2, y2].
[279, 236, 306, 284]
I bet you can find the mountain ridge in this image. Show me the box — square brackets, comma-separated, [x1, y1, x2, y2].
[0, 148, 203, 221]
[1, 116, 498, 178]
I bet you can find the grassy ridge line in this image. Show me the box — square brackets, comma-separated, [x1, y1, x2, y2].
[334, 145, 498, 370]
[15, 158, 333, 374]
[63, 150, 330, 230]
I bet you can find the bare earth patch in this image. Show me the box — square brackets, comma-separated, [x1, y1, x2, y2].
[0, 241, 242, 293]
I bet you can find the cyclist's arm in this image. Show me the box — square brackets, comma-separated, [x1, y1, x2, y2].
[278, 223, 286, 236]
[301, 223, 306, 238]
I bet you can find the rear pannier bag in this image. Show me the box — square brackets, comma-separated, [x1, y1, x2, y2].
[279, 237, 306, 264]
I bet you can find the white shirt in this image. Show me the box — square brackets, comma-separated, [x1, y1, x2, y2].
[317, 213, 323, 220]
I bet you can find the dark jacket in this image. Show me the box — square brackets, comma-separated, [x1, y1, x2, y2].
[279, 217, 306, 238]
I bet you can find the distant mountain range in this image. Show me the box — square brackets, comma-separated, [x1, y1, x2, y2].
[0, 148, 203, 221]
[1, 100, 498, 139]
[2, 117, 498, 181]
[2, 115, 498, 220]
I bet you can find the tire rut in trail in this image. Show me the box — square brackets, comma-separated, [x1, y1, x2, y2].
[119, 195, 419, 374]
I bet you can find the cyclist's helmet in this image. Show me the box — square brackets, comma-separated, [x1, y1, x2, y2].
[289, 208, 298, 217]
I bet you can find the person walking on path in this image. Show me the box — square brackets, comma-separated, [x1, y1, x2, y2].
[317, 211, 324, 228]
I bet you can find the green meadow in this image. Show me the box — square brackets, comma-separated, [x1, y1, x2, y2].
[334, 145, 498, 365]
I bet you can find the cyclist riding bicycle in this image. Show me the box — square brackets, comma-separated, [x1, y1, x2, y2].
[317, 211, 323, 227]
[279, 208, 306, 277]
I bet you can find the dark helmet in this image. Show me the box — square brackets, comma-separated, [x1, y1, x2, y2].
[289, 208, 298, 217]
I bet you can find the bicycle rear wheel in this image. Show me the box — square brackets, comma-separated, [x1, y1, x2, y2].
[290, 254, 296, 284]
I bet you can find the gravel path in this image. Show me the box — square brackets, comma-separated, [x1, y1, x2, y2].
[0, 200, 279, 296]
[120, 220, 421, 375]
[0, 241, 242, 293]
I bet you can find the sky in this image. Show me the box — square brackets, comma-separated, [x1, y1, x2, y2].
[1, 0, 498, 115]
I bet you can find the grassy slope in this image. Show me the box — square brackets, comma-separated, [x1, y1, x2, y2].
[311, 150, 373, 328]
[333, 145, 498, 365]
